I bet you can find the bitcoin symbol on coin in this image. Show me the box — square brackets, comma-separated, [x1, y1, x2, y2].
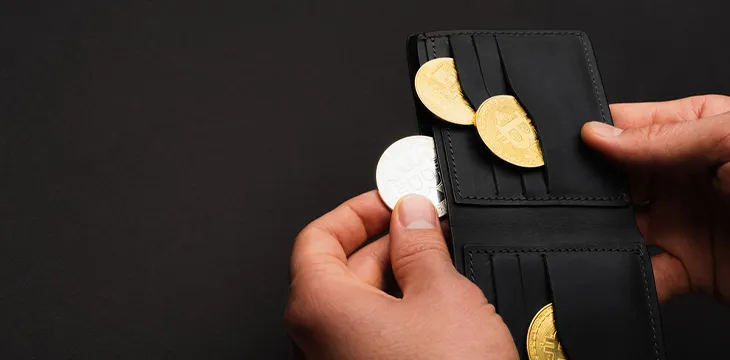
[542, 332, 565, 360]
[526, 303, 566, 360]
[475, 95, 544, 168]
[496, 108, 534, 150]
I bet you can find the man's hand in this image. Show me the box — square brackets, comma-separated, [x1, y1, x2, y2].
[582, 94, 730, 304]
[286, 193, 517, 360]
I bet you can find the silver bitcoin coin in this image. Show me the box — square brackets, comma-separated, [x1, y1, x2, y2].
[375, 135, 448, 217]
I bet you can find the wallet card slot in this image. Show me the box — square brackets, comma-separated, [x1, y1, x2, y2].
[491, 154, 524, 197]
[468, 249, 552, 360]
[444, 128, 499, 198]
[518, 253, 550, 318]
[521, 170, 548, 198]
[473, 34, 507, 96]
[495, 34, 627, 203]
[450, 34, 490, 109]
[466, 251, 497, 307]
[466, 245, 665, 360]
[492, 254, 528, 359]
[489, 37, 550, 199]
[447, 34, 542, 201]
[545, 248, 664, 360]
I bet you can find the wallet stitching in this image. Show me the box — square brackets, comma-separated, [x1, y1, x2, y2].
[423, 31, 582, 38]
[636, 247, 661, 359]
[467, 248, 638, 281]
[434, 31, 626, 202]
[447, 128, 626, 201]
[578, 34, 608, 123]
[467, 246, 659, 360]
[468, 247, 637, 255]
[468, 250, 476, 283]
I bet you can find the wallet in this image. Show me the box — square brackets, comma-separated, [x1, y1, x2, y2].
[405, 31, 666, 360]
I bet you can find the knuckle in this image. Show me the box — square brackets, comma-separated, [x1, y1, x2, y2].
[284, 296, 308, 330]
[295, 222, 322, 243]
[453, 278, 490, 303]
[633, 124, 672, 165]
[285, 283, 328, 334]
[392, 232, 448, 269]
[285, 270, 336, 332]
[642, 124, 670, 144]
[716, 164, 730, 194]
[482, 302, 498, 315]
[462, 280, 489, 300]
[704, 94, 730, 109]
[687, 95, 708, 119]
[716, 128, 730, 157]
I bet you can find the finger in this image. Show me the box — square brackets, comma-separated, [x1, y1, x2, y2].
[291, 190, 391, 277]
[651, 252, 690, 303]
[347, 235, 391, 289]
[291, 342, 305, 360]
[716, 162, 730, 195]
[634, 209, 650, 240]
[629, 172, 652, 206]
[609, 95, 730, 129]
[581, 114, 730, 171]
[389, 194, 458, 296]
[646, 175, 715, 294]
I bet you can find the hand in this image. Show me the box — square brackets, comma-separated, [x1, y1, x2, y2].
[285, 192, 517, 360]
[581, 95, 730, 304]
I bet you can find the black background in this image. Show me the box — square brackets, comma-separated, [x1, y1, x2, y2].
[1, 1, 729, 359]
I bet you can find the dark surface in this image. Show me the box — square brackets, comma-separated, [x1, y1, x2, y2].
[1, 1, 729, 359]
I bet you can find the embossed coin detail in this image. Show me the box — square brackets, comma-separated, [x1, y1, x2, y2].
[526, 303, 566, 360]
[414, 58, 475, 125]
[475, 95, 544, 168]
[376, 136, 447, 217]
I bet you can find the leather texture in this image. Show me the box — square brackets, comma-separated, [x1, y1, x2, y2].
[406, 31, 666, 360]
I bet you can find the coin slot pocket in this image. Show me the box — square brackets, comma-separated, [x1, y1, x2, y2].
[544, 248, 662, 360]
[467, 249, 552, 360]
[494, 34, 627, 204]
[466, 246, 663, 360]
[445, 34, 546, 202]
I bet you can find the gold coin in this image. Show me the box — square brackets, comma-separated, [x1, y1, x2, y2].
[526, 303, 566, 360]
[475, 95, 544, 168]
[414, 58, 475, 125]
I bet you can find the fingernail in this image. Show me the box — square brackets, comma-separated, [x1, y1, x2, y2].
[588, 121, 623, 137]
[398, 194, 437, 230]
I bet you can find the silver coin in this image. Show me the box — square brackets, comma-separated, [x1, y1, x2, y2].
[375, 135, 448, 217]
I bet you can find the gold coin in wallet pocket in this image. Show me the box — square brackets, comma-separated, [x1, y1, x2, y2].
[475, 95, 544, 168]
[527, 303, 566, 360]
[414, 58, 475, 126]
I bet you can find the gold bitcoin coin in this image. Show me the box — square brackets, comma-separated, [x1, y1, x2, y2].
[526, 303, 566, 360]
[414, 58, 475, 125]
[475, 95, 544, 168]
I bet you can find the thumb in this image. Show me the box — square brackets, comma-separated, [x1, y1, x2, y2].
[581, 115, 730, 170]
[389, 194, 458, 296]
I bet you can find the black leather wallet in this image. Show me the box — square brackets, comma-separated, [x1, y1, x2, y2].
[406, 31, 666, 360]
